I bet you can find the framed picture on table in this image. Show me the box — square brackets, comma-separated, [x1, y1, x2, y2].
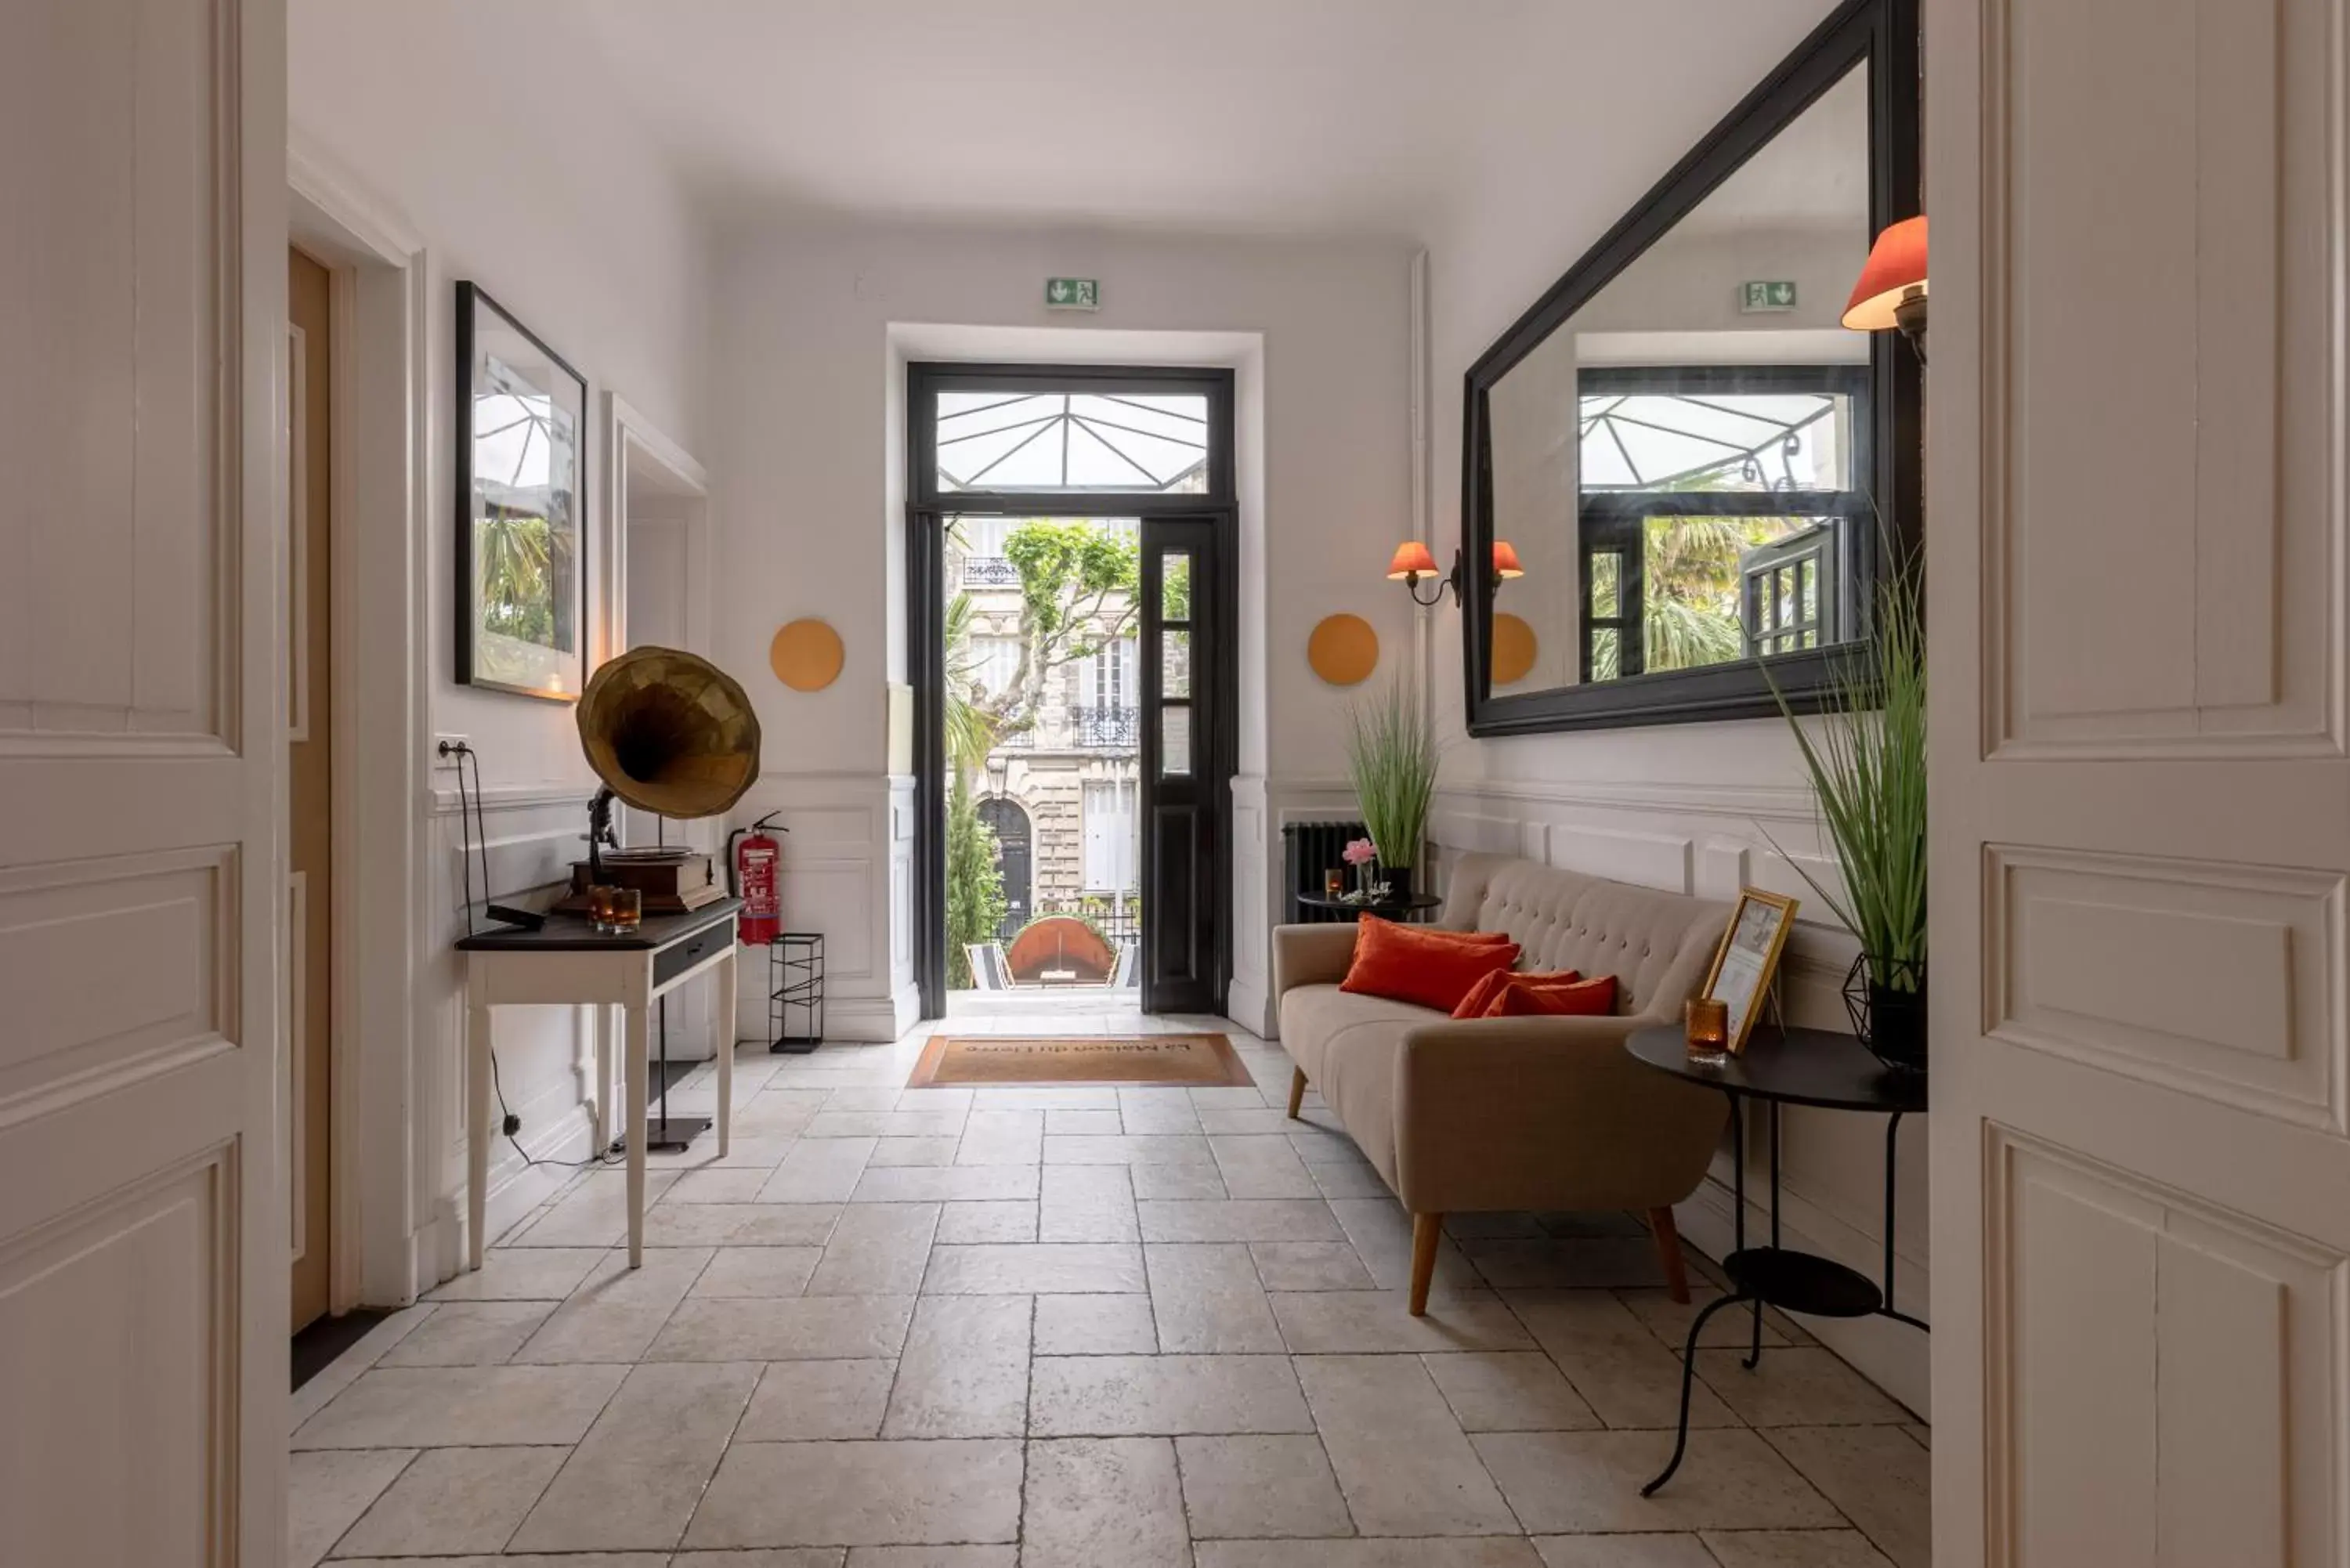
[1701, 887, 1799, 1053]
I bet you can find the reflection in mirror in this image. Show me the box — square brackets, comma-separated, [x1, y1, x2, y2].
[1483, 64, 1872, 698]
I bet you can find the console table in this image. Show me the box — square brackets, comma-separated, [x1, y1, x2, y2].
[458, 898, 741, 1270]
[1624, 1023, 1926, 1494]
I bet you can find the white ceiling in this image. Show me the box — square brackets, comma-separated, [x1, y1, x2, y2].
[557, 0, 1842, 239]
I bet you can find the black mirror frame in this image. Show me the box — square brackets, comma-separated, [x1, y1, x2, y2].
[1461, 0, 1920, 736]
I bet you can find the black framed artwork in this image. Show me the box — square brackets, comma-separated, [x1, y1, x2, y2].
[455, 281, 588, 700]
[1461, 0, 1920, 735]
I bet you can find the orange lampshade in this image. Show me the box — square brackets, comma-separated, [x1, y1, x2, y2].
[1491, 540, 1524, 580]
[1386, 540, 1439, 580]
[1843, 215, 1928, 331]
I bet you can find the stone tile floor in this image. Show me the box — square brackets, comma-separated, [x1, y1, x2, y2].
[291, 1013, 1928, 1566]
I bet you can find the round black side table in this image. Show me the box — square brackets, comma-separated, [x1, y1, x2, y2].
[1624, 1024, 1927, 1494]
[1293, 891, 1444, 923]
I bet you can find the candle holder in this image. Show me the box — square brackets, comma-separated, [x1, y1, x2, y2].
[1684, 997, 1730, 1065]
[1324, 869, 1346, 898]
[585, 884, 618, 934]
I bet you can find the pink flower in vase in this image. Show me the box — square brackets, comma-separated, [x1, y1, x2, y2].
[1342, 838, 1376, 868]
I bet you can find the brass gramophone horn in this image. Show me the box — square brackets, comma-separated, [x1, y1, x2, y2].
[576, 645, 762, 820]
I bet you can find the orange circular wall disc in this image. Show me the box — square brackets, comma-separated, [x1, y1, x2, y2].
[1491, 612, 1539, 685]
[1307, 613, 1380, 686]
[769, 619, 845, 692]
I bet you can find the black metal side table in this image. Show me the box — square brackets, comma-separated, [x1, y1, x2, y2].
[1624, 1024, 1927, 1494]
[1292, 891, 1444, 923]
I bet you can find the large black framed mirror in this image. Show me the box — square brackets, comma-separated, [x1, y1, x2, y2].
[1462, 0, 1918, 735]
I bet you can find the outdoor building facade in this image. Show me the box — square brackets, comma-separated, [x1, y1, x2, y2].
[950, 515, 1143, 949]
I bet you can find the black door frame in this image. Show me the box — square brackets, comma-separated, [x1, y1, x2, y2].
[1136, 515, 1237, 1013]
[907, 362, 1238, 1020]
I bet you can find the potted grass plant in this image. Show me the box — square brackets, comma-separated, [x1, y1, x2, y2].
[1345, 678, 1437, 901]
[1763, 548, 1928, 1071]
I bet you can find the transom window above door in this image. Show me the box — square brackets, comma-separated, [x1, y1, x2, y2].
[914, 367, 1234, 511]
[935, 390, 1209, 493]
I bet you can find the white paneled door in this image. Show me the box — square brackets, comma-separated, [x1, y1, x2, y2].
[1931, 0, 2348, 1563]
[0, 2, 288, 1565]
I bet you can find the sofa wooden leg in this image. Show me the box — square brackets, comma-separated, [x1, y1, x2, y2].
[1286, 1067, 1307, 1120]
[1649, 1205, 1690, 1304]
[1409, 1212, 1443, 1317]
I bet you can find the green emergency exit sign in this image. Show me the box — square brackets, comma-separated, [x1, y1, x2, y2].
[1046, 277, 1100, 311]
[1741, 280, 1799, 313]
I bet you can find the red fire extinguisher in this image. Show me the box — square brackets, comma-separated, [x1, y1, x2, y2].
[727, 812, 787, 946]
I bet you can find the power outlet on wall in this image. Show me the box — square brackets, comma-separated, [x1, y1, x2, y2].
[433, 734, 471, 766]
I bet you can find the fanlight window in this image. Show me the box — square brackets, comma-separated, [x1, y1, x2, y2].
[936, 391, 1209, 493]
[1578, 388, 1850, 493]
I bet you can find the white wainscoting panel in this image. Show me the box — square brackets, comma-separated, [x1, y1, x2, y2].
[1989, 0, 2335, 756]
[0, 847, 230, 1123]
[1987, 1127, 2341, 1564]
[0, 1147, 231, 1565]
[1233, 776, 1358, 1037]
[421, 782, 601, 1282]
[1541, 822, 1693, 891]
[0, 0, 226, 746]
[725, 773, 917, 1043]
[1990, 845, 2344, 1133]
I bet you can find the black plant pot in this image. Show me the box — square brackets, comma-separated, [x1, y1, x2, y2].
[1383, 865, 1413, 903]
[1843, 953, 1928, 1073]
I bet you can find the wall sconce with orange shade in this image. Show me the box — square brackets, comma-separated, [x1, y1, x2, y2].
[1390, 540, 1524, 608]
[1843, 214, 1928, 363]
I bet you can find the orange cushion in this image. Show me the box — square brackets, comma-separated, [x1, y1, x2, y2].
[1451, 967, 1579, 1021]
[1340, 915, 1521, 1014]
[1486, 973, 1619, 1018]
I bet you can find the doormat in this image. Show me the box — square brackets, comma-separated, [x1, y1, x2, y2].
[908, 1034, 1256, 1089]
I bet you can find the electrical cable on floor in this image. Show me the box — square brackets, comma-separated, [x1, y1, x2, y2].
[490, 1042, 624, 1172]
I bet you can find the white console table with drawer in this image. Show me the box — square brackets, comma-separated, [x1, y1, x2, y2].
[457, 898, 740, 1269]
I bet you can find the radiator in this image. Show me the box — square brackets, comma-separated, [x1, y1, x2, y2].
[1280, 820, 1371, 925]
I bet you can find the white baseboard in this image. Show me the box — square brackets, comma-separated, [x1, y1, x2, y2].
[418, 1103, 601, 1296]
[1675, 1173, 1931, 1422]
[828, 985, 921, 1042]
[1227, 977, 1274, 1040]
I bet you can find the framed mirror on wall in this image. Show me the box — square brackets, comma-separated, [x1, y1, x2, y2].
[1462, 0, 1918, 735]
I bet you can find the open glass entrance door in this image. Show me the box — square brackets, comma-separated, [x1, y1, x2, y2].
[1138, 517, 1230, 1013]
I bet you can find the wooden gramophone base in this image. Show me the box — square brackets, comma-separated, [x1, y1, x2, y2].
[552, 852, 725, 916]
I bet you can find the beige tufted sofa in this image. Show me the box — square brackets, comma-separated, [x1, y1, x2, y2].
[1273, 852, 1734, 1314]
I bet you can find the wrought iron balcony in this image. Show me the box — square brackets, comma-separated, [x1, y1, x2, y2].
[1070, 705, 1140, 748]
[961, 555, 1020, 587]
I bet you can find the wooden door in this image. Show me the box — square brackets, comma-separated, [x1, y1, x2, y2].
[1138, 518, 1231, 1013]
[0, 0, 287, 1562]
[1931, 0, 2349, 1559]
[978, 797, 1031, 939]
[287, 247, 334, 1332]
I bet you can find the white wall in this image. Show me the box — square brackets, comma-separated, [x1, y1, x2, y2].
[705, 219, 1415, 1039]
[1418, 0, 1929, 1415]
[290, 2, 714, 1284]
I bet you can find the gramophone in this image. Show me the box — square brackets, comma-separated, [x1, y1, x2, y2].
[551, 645, 762, 918]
